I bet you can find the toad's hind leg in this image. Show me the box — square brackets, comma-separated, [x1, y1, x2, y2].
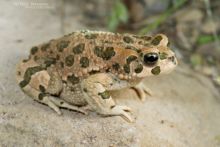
[19, 84, 86, 115]
[16, 61, 86, 115]
[81, 73, 134, 122]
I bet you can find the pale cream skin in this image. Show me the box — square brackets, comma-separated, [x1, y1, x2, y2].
[16, 30, 177, 122]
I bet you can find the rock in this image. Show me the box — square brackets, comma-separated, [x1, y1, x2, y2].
[201, 19, 219, 34]
[176, 23, 199, 50]
[174, 8, 204, 50]
[63, 0, 114, 33]
[124, 0, 146, 23]
[0, 0, 220, 146]
[144, 0, 170, 14]
[175, 8, 203, 23]
[118, 0, 171, 23]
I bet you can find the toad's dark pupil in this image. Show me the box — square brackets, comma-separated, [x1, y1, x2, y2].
[144, 53, 159, 65]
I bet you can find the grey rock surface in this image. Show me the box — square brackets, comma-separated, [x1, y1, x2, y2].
[0, 0, 220, 147]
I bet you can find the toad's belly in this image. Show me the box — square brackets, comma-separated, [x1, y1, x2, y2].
[60, 83, 87, 106]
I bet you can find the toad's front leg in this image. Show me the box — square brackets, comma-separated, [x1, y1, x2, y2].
[131, 82, 153, 101]
[81, 73, 134, 122]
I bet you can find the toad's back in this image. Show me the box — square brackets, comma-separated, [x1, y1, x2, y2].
[27, 30, 151, 80]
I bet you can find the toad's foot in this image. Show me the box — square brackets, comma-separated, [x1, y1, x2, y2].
[37, 95, 88, 115]
[48, 96, 88, 115]
[21, 83, 87, 115]
[131, 83, 153, 101]
[107, 105, 134, 122]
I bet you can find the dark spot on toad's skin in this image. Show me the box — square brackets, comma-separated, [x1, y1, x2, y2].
[132, 35, 139, 38]
[106, 68, 111, 72]
[83, 88, 87, 92]
[151, 35, 162, 46]
[94, 46, 115, 60]
[103, 47, 115, 60]
[34, 56, 39, 61]
[110, 105, 116, 109]
[151, 66, 161, 75]
[19, 66, 45, 88]
[39, 85, 46, 93]
[168, 56, 177, 65]
[22, 59, 29, 63]
[19, 80, 29, 88]
[123, 36, 134, 43]
[112, 63, 120, 71]
[159, 52, 168, 60]
[60, 101, 64, 105]
[138, 41, 143, 45]
[88, 70, 100, 75]
[17, 71, 21, 76]
[65, 55, 74, 67]
[38, 93, 46, 100]
[41, 43, 50, 51]
[126, 55, 137, 64]
[80, 57, 89, 68]
[30, 46, 38, 55]
[104, 40, 113, 44]
[57, 40, 70, 52]
[70, 87, 75, 92]
[123, 64, 130, 73]
[98, 91, 110, 99]
[67, 74, 79, 84]
[60, 62, 64, 68]
[125, 46, 141, 53]
[133, 35, 152, 41]
[140, 36, 152, 41]
[139, 52, 144, 57]
[113, 77, 120, 82]
[94, 46, 104, 57]
[56, 55, 60, 60]
[144, 43, 151, 46]
[134, 64, 143, 73]
[72, 43, 85, 54]
[44, 57, 56, 68]
[62, 80, 67, 84]
[85, 34, 98, 39]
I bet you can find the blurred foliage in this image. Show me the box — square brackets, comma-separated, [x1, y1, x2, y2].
[190, 54, 203, 67]
[108, 0, 129, 31]
[139, 0, 187, 34]
[197, 35, 220, 45]
[215, 77, 220, 85]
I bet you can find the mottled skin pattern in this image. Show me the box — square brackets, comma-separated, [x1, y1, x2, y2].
[16, 30, 177, 122]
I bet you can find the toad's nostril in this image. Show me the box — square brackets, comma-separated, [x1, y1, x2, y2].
[168, 56, 177, 65]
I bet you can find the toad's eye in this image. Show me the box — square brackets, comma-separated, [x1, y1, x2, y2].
[143, 53, 159, 65]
